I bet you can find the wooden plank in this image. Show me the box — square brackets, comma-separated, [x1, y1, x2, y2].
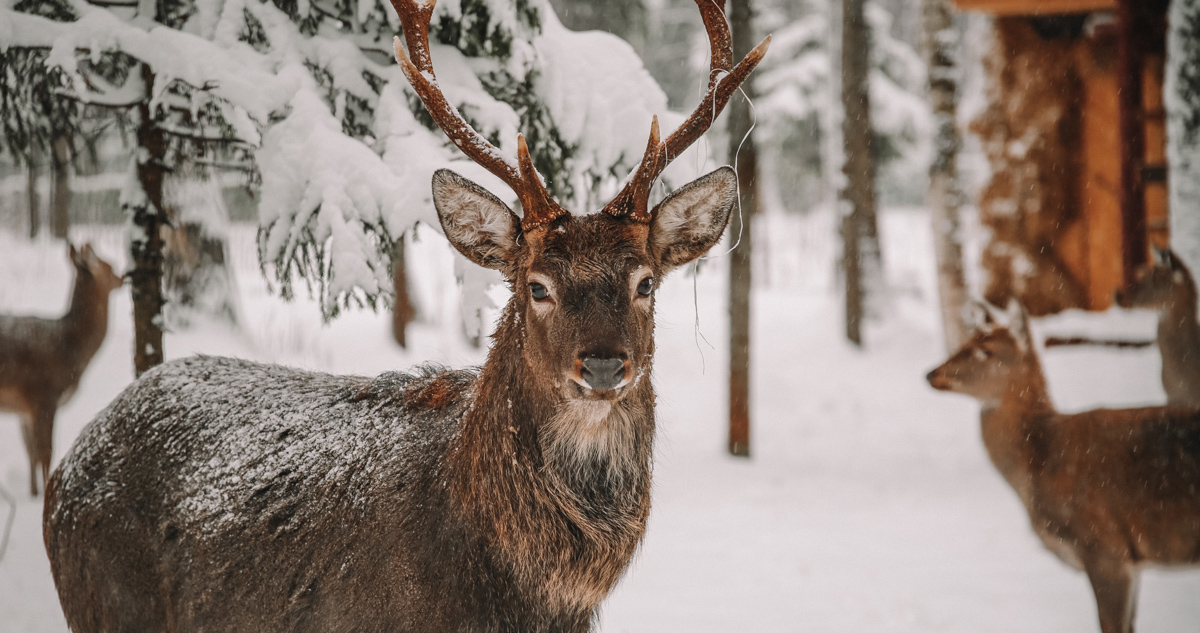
[954, 0, 1114, 14]
[1117, 0, 1148, 286]
[1078, 41, 1124, 310]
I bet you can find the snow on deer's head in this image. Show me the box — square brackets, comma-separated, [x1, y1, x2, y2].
[926, 300, 1042, 407]
[390, 0, 768, 403]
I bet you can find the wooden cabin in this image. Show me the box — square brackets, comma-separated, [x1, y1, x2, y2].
[955, 0, 1170, 314]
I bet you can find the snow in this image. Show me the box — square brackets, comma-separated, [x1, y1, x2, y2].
[2, 207, 1199, 631]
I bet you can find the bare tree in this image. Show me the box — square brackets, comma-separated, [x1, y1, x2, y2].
[50, 133, 70, 239]
[728, 0, 758, 457]
[840, 0, 880, 346]
[129, 66, 167, 375]
[922, 0, 968, 350]
[392, 233, 416, 348]
[26, 145, 40, 240]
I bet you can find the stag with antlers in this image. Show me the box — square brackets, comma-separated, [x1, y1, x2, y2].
[44, 2, 769, 631]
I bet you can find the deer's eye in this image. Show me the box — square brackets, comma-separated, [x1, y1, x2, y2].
[529, 282, 550, 301]
[636, 277, 654, 297]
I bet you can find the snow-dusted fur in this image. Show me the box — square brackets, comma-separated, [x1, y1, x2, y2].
[44, 167, 735, 633]
[0, 244, 121, 496]
[928, 304, 1200, 633]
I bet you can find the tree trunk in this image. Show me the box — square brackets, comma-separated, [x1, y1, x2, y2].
[27, 145, 40, 240]
[392, 233, 416, 348]
[1168, 0, 1200, 280]
[727, 0, 757, 458]
[50, 134, 71, 240]
[840, 0, 880, 346]
[922, 0, 969, 351]
[129, 65, 166, 376]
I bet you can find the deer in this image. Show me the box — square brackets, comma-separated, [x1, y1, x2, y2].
[42, 2, 769, 631]
[927, 301, 1200, 633]
[0, 243, 123, 497]
[1115, 247, 1200, 407]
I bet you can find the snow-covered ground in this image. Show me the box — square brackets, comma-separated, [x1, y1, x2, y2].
[0, 209, 1197, 632]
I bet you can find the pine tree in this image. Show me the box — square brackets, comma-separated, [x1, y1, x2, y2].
[3, 0, 693, 368]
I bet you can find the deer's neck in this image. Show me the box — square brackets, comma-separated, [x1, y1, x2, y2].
[62, 275, 111, 366]
[980, 369, 1055, 499]
[449, 306, 655, 611]
[1158, 283, 1200, 356]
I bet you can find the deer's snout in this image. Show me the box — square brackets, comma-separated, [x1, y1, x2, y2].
[579, 355, 627, 391]
[926, 367, 953, 391]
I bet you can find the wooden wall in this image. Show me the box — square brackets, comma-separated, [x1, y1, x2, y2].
[972, 15, 1167, 313]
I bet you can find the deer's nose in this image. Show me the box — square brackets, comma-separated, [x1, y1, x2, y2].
[580, 356, 626, 391]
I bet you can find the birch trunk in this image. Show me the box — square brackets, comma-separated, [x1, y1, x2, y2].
[922, 0, 969, 350]
[1168, 0, 1200, 281]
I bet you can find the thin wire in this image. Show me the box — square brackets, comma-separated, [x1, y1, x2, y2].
[704, 82, 756, 260]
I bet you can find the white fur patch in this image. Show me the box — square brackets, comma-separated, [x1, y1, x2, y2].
[541, 400, 639, 483]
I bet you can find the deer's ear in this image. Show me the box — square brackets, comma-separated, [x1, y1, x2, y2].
[1004, 298, 1034, 352]
[432, 169, 521, 271]
[649, 166, 737, 271]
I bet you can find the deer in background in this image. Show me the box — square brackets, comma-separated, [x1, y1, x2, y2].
[927, 301, 1200, 633]
[1116, 247, 1200, 407]
[43, 2, 769, 631]
[0, 243, 123, 496]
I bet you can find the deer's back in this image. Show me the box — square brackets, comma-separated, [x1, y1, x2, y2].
[45, 355, 489, 633]
[0, 315, 81, 409]
[1021, 406, 1200, 564]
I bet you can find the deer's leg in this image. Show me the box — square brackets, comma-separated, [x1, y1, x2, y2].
[19, 413, 37, 496]
[30, 402, 56, 497]
[1083, 554, 1138, 633]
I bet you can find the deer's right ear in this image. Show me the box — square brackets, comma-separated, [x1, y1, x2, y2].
[432, 169, 522, 271]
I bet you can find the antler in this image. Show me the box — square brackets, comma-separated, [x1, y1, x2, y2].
[391, 0, 768, 229]
[389, 0, 568, 230]
[602, 0, 771, 223]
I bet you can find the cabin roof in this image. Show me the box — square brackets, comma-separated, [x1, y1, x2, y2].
[953, 0, 1114, 15]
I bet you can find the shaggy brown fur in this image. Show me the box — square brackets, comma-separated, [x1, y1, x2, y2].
[44, 168, 736, 633]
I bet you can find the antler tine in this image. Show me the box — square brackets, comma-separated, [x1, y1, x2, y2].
[603, 0, 770, 222]
[389, 0, 567, 230]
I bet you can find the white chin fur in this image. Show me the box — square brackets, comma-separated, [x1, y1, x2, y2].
[541, 400, 637, 478]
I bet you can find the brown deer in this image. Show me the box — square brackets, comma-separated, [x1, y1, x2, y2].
[927, 301, 1200, 633]
[1116, 247, 1200, 407]
[43, 2, 769, 631]
[0, 243, 123, 497]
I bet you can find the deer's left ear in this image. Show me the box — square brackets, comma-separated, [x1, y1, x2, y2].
[649, 166, 737, 271]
